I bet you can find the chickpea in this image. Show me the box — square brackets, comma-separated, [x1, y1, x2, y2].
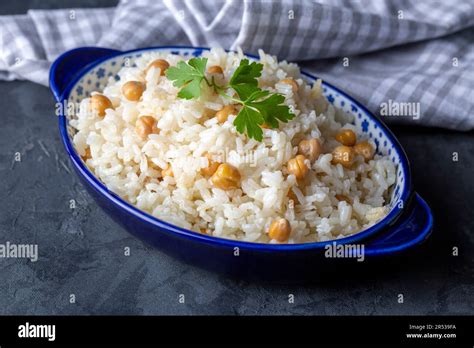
[332, 145, 354, 168]
[90, 94, 113, 117]
[121, 81, 145, 101]
[207, 65, 224, 75]
[216, 105, 237, 124]
[298, 138, 322, 163]
[162, 165, 173, 177]
[211, 163, 241, 190]
[287, 154, 309, 180]
[280, 78, 298, 93]
[135, 116, 159, 139]
[335, 129, 357, 146]
[335, 194, 352, 204]
[200, 153, 220, 177]
[146, 59, 170, 76]
[353, 141, 375, 161]
[268, 218, 291, 242]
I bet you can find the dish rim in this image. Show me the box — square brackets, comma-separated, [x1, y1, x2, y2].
[54, 45, 412, 251]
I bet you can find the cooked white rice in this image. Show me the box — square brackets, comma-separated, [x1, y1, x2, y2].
[71, 48, 396, 244]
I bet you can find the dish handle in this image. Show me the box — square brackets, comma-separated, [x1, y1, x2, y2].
[364, 193, 433, 256]
[49, 46, 121, 101]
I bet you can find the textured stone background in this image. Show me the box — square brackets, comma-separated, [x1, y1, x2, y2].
[0, 0, 472, 315]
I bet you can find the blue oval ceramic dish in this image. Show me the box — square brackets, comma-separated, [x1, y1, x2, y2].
[50, 46, 433, 279]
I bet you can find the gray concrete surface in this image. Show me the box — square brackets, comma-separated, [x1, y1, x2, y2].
[0, 0, 472, 315]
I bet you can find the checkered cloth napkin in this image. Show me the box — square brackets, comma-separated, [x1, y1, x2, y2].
[1, 0, 473, 130]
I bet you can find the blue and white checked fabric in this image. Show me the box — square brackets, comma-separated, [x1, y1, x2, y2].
[1, 0, 473, 130]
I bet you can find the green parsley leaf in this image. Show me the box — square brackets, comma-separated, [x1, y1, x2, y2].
[245, 89, 271, 102]
[229, 59, 263, 100]
[233, 105, 265, 142]
[176, 79, 202, 99]
[166, 57, 208, 99]
[233, 89, 294, 141]
[250, 93, 295, 129]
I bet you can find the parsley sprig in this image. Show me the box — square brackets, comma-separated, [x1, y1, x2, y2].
[166, 57, 295, 141]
